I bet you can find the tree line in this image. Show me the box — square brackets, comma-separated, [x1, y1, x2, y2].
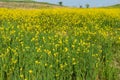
[58, 1, 90, 8]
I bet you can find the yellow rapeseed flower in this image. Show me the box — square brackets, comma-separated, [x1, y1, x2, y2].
[29, 70, 33, 74]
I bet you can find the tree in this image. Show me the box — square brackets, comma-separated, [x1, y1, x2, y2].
[85, 4, 90, 8]
[59, 1, 63, 6]
[79, 5, 83, 8]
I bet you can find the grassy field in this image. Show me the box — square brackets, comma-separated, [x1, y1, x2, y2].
[0, 8, 120, 80]
[0, 1, 64, 9]
[0, 1, 120, 9]
[101, 4, 120, 8]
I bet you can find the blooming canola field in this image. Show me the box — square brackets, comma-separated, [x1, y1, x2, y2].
[0, 8, 120, 80]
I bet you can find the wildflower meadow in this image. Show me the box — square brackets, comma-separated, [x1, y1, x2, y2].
[0, 8, 120, 80]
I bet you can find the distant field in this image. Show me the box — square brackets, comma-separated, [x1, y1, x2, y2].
[0, 1, 64, 9]
[101, 4, 120, 8]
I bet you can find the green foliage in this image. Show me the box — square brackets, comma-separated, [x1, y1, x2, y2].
[108, 4, 120, 8]
[0, 8, 120, 80]
[101, 4, 120, 8]
[79, 5, 83, 8]
[1, 0, 33, 1]
[85, 4, 90, 8]
[58, 1, 63, 6]
[0, 1, 61, 9]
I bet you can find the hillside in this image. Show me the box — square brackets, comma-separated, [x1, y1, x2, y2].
[107, 4, 120, 8]
[102, 4, 120, 8]
[0, 1, 63, 9]
[0, 1, 120, 9]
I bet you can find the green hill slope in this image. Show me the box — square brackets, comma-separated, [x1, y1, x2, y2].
[0, 1, 63, 9]
[102, 4, 120, 8]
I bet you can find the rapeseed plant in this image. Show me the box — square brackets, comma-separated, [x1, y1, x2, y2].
[0, 8, 120, 80]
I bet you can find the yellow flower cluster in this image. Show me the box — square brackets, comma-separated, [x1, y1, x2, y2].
[0, 8, 120, 80]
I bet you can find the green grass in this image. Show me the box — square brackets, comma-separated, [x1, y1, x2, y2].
[0, 0, 58, 5]
[0, 1, 120, 9]
[0, 1, 63, 9]
[101, 4, 120, 8]
[0, 8, 120, 80]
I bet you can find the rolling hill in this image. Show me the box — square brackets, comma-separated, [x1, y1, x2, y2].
[0, 1, 120, 9]
[0, 1, 64, 9]
[102, 4, 120, 8]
